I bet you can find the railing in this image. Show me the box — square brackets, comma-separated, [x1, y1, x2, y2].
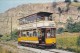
[18, 21, 56, 30]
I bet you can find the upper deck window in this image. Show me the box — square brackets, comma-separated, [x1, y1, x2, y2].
[48, 15, 53, 21]
[18, 12, 53, 25]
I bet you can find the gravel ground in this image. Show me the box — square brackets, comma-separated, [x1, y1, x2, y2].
[0, 41, 75, 53]
[18, 48, 37, 53]
[0, 41, 36, 53]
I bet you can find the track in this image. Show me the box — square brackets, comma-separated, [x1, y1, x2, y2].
[45, 49, 74, 53]
[17, 46, 74, 53]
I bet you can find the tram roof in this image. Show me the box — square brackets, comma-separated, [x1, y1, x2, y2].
[18, 12, 53, 20]
[37, 12, 53, 16]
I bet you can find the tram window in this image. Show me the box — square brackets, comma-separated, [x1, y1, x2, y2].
[47, 28, 55, 38]
[47, 30, 51, 37]
[27, 31, 33, 37]
[33, 31, 37, 36]
[25, 20, 28, 24]
[19, 21, 23, 25]
[27, 32, 29, 36]
[18, 31, 21, 37]
[37, 18, 41, 22]
[30, 31, 33, 36]
[37, 31, 41, 37]
[21, 31, 26, 36]
[50, 28, 56, 37]
[37, 16, 42, 21]
[48, 16, 53, 21]
[41, 17, 45, 21]
[45, 17, 48, 21]
[29, 33, 32, 37]
[28, 31, 30, 37]
[51, 29, 54, 36]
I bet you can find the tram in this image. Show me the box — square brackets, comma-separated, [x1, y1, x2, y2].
[18, 12, 56, 48]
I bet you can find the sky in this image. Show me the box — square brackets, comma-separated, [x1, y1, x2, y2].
[0, 0, 79, 13]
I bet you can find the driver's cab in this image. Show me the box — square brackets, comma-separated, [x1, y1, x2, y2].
[36, 12, 56, 45]
[38, 28, 56, 45]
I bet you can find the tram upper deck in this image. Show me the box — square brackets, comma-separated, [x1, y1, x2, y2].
[18, 12, 56, 30]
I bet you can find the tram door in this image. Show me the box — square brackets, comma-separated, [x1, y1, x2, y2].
[41, 28, 46, 43]
[39, 28, 46, 44]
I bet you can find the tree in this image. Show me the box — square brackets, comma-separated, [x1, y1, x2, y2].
[57, 27, 64, 34]
[0, 34, 3, 37]
[11, 29, 18, 40]
[74, 0, 78, 2]
[65, 0, 71, 3]
[74, 22, 80, 32]
[66, 17, 74, 32]
[52, 2, 57, 8]
[64, 0, 71, 13]
[65, 6, 70, 13]
[66, 17, 80, 32]
[77, 7, 80, 13]
[0, 34, 3, 41]
[77, 7, 80, 20]
[58, 7, 63, 22]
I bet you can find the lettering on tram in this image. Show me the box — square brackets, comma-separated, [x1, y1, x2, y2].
[18, 12, 56, 48]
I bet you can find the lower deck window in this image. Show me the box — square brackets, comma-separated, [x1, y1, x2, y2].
[47, 28, 55, 38]
[33, 31, 37, 36]
[21, 31, 26, 36]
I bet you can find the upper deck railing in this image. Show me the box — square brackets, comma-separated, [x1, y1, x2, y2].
[18, 12, 56, 30]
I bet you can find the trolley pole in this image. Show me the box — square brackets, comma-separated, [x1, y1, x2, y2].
[11, 17, 12, 40]
[36, 15, 37, 34]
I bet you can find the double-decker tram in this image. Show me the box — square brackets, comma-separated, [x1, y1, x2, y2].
[18, 12, 56, 48]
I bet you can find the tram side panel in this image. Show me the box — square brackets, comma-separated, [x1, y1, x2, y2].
[18, 37, 39, 44]
[18, 28, 56, 47]
[45, 38, 56, 44]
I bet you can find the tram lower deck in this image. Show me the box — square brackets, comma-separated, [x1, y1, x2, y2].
[18, 28, 56, 48]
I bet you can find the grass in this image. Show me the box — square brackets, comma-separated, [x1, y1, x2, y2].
[56, 32, 80, 53]
[0, 41, 18, 53]
[0, 45, 12, 53]
[0, 32, 80, 53]
[71, 2, 80, 7]
[0, 41, 17, 48]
